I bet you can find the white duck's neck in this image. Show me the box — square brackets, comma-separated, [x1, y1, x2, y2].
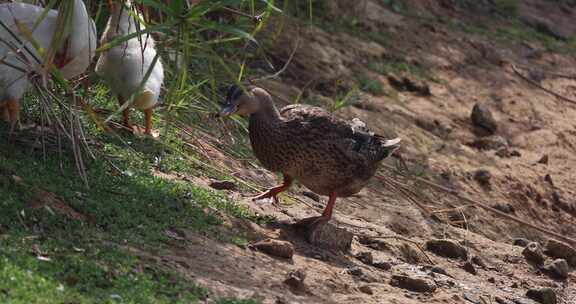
[64, 0, 92, 50]
[108, 1, 146, 35]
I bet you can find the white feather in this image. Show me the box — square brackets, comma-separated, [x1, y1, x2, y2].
[95, 1, 164, 111]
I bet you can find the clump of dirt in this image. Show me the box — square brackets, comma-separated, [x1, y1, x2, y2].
[144, 1, 576, 303]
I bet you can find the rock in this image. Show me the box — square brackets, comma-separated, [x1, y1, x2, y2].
[358, 285, 373, 295]
[426, 239, 468, 259]
[429, 266, 452, 277]
[495, 296, 514, 304]
[301, 191, 320, 202]
[474, 169, 492, 185]
[488, 277, 496, 283]
[513, 238, 531, 247]
[283, 269, 307, 295]
[522, 242, 545, 265]
[526, 288, 557, 304]
[468, 135, 508, 150]
[372, 260, 392, 270]
[537, 155, 549, 165]
[355, 251, 374, 265]
[471, 255, 487, 269]
[390, 275, 437, 293]
[415, 117, 452, 138]
[544, 259, 569, 279]
[388, 75, 431, 96]
[496, 148, 522, 158]
[250, 239, 294, 259]
[471, 103, 498, 135]
[209, 180, 236, 190]
[347, 266, 364, 277]
[492, 203, 515, 214]
[295, 220, 353, 252]
[544, 239, 576, 267]
[462, 261, 477, 275]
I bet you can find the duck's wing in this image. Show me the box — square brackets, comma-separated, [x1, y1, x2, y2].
[280, 104, 400, 163]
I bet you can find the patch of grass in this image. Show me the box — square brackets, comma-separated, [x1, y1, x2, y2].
[368, 59, 429, 80]
[356, 75, 384, 96]
[0, 126, 264, 303]
[493, 0, 520, 16]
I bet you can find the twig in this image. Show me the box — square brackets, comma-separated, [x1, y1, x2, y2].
[380, 164, 576, 247]
[510, 64, 576, 105]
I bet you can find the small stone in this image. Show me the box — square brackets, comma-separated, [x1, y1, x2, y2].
[426, 239, 468, 259]
[474, 169, 492, 185]
[471, 255, 487, 268]
[355, 251, 373, 265]
[513, 238, 531, 247]
[544, 239, 576, 267]
[296, 220, 353, 251]
[471, 103, 498, 135]
[283, 269, 307, 295]
[430, 266, 452, 277]
[372, 260, 392, 270]
[544, 259, 569, 279]
[522, 242, 545, 265]
[250, 239, 294, 259]
[209, 180, 236, 190]
[526, 288, 557, 304]
[347, 266, 364, 277]
[301, 191, 320, 202]
[390, 275, 437, 293]
[495, 296, 514, 304]
[462, 261, 477, 275]
[492, 203, 515, 214]
[358, 285, 373, 295]
[495, 148, 522, 158]
[537, 155, 549, 165]
[488, 277, 496, 283]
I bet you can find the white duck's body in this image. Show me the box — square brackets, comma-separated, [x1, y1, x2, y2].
[0, 0, 96, 132]
[95, 1, 164, 135]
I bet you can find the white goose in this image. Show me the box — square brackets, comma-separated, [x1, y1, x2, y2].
[96, 0, 164, 136]
[0, 0, 97, 134]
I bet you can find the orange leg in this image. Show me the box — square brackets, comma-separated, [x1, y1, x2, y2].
[143, 108, 153, 135]
[3, 99, 20, 136]
[253, 174, 293, 206]
[117, 95, 132, 131]
[294, 192, 337, 228]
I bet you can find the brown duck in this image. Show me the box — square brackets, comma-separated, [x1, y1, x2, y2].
[220, 85, 401, 224]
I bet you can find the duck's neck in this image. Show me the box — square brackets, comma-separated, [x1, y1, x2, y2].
[250, 91, 282, 127]
[68, 0, 91, 40]
[108, 1, 144, 35]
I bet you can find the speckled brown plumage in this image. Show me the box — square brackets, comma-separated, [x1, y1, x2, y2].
[220, 86, 401, 222]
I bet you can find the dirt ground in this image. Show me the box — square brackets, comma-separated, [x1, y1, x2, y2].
[150, 1, 576, 303]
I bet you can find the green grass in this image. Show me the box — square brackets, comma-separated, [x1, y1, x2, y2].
[356, 75, 384, 96]
[0, 126, 264, 303]
[368, 59, 429, 80]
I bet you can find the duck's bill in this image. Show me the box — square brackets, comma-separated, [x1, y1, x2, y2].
[219, 105, 237, 117]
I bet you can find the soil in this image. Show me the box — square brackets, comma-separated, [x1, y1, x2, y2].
[153, 1, 576, 303]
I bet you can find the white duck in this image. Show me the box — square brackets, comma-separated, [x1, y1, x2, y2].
[96, 0, 164, 136]
[0, 0, 97, 134]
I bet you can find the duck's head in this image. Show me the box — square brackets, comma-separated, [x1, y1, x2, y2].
[220, 85, 262, 117]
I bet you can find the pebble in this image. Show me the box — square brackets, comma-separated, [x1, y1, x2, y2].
[544, 259, 569, 279]
[471, 103, 498, 135]
[526, 288, 557, 304]
[301, 191, 320, 202]
[209, 180, 236, 190]
[544, 239, 576, 267]
[372, 260, 392, 270]
[522, 242, 545, 265]
[355, 251, 374, 266]
[347, 266, 364, 277]
[492, 203, 515, 214]
[390, 274, 437, 293]
[462, 261, 477, 275]
[474, 169, 492, 185]
[283, 269, 307, 295]
[513, 238, 531, 247]
[250, 239, 294, 259]
[358, 285, 373, 295]
[426, 239, 468, 259]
